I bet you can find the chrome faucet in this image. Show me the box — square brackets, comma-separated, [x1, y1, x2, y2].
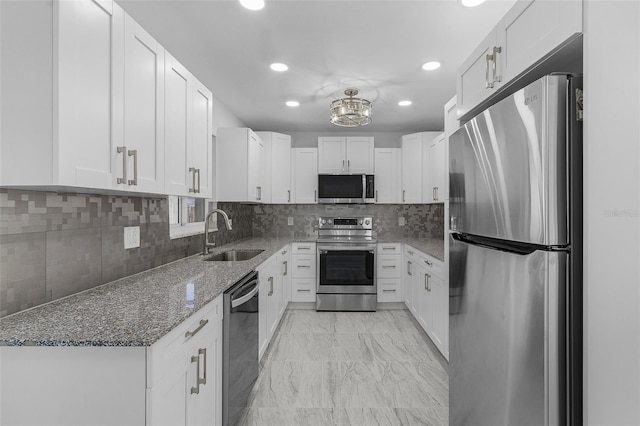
[203, 209, 232, 255]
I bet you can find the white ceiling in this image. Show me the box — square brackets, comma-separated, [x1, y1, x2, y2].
[118, 0, 515, 134]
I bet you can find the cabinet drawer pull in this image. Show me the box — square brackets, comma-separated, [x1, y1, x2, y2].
[127, 149, 138, 186]
[424, 259, 433, 266]
[382, 265, 396, 269]
[408, 250, 414, 255]
[297, 265, 311, 268]
[383, 289, 396, 293]
[382, 246, 396, 251]
[297, 246, 311, 251]
[297, 289, 311, 292]
[190, 354, 200, 394]
[117, 146, 127, 184]
[185, 319, 209, 339]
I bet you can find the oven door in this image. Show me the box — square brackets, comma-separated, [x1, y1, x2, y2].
[317, 244, 376, 294]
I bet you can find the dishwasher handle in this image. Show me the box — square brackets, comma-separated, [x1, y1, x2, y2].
[231, 280, 259, 308]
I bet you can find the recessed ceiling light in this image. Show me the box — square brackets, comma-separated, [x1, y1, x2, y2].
[286, 101, 299, 107]
[398, 100, 412, 107]
[422, 61, 441, 71]
[270, 62, 289, 72]
[239, 0, 265, 11]
[460, 0, 486, 7]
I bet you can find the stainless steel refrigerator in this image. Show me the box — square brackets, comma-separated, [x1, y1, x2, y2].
[449, 74, 582, 426]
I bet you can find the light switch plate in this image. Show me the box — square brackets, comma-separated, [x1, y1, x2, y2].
[124, 226, 140, 249]
[398, 216, 406, 226]
[288, 217, 294, 226]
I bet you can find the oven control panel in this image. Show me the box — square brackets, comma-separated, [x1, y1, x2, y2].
[318, 217, 372, 230]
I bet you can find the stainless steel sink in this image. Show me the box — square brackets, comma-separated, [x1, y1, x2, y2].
[203, 249, 265, 262]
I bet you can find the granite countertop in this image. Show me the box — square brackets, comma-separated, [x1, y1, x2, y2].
[0, 237, 310, 347]
[0, 234, 444, 347]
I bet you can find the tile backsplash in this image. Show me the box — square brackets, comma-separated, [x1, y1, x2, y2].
[1, 190, 443, 317]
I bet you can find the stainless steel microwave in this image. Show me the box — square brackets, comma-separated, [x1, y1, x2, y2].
[317, 174, 375, 204]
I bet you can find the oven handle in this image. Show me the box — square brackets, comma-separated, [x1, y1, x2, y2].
[318, 247, 376, 253]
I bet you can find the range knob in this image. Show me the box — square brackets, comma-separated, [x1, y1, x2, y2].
[364, 219, 371, 226]
[327, 219, 333, 224]
[358, 219, 363, 225]
[321, 219, 326, 225]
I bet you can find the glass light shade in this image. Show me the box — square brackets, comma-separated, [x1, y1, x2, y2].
[329, 89, 372, 127]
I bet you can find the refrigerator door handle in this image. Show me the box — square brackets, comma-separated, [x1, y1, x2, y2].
[450, 231, 568, 255]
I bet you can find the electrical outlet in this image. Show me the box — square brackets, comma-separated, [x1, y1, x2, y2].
[398, 216, 406, 226]
[124, 226, 140, 249]
[288, 217, 294, 226]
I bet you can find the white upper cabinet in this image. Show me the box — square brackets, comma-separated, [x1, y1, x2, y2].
[0, 0, 124, 190]
[291, 148, 318, 204]
[401, 133, 423, 204]
[318, 137, 374, 174]
[216, 128, 265, 203]
[444, 96, 459, 139]
[456, 0, 582, 118]
[424, 133, 447, 203]
[123, 14, 165, 193]
[164, 54, 213, 198]
[374, 148, 401, 204]
[256, 132, 292, 204]
[190, 79, 213, 199]
[401, 132, 440, 204]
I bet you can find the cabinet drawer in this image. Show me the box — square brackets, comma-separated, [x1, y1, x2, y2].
[291, 255, 316, 278]
[378, 279, 403, 303]
[377, 255, 402, 278]
[147, 295, 222, 388]
[291, 242, 316, 254]
[377, 243, 402, 255]
[291, 279, 316, 302]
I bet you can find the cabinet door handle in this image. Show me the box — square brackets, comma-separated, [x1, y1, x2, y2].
[424, 259, 433, 266]
[258, 186, 262, 200]
[342, 159, 345, 172]
[268, 276, 273, 296]
[424, 273, 428, 290]
[117, 146, 127, 184]
[433, 187, 436, 201]
[198, 348, 207, 385]
[402, 190, 406, 203]
[407, 261, 412, 276]
[288, 190, 291, 203]
[185, 319, 209, 339]
[375, 190, 378, 202]
[196, 168, 201, 193]
[283, 261, 288, 276]
[408, 250, 414, 255]
[314, 190, 317, 202]
[127, 149, 138, 186]
[189, 167, 197, 193]
[347, 159, 350, 171]
[492, 46, 502, 83]
[485, 52, 494, 89]
[190, 354, 200, 394]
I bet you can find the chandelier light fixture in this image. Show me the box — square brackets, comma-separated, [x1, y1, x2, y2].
[329, 88, 372, 127]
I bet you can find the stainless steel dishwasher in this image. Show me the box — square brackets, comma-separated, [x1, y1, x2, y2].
[223, 271, 259, 426]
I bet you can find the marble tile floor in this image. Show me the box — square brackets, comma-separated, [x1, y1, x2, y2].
[240, 309, 449, 426]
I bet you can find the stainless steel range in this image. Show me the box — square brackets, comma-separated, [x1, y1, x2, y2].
[316, 216, 377, 311]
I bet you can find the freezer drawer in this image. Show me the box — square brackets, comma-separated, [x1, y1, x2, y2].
[449, 236, 567, 426]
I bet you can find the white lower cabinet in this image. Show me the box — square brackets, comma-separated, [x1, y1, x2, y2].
[291, 242, 317, 303]
[0, 295, 223, 426]
[377, 243, 403, 303]
[403, 244, 448, 360]
[146, 295, 223, 426]
[257, 245, 291, 361]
